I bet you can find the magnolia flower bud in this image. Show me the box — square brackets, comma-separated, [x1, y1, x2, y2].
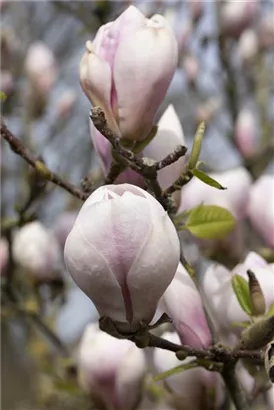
[220, 0, 258, 38]
[239, 316, 274, 350]
[24, 42, 57, 100]
[153, 331, 224, 409]
[64, 184, 180, 333]
[12, 221, 61, 282]
[0, 237, 9, 275]
[238, 29, 259, 64]
[80, 6, 178, 141]
[235, 108, 257, 158]
[247, 175, 274, 248]
[202, 252, 274, 346]
[160, 263, 212, 348]
[179, 167, 252, 220]
[78, 324, 146, 410]
[143, 105, 185, 190]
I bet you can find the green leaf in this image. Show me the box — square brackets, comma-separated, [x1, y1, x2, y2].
[191, 169, 226, 190]
[267, 303, 274, 317]
[153, 361, 199, 382]
[133, 125, 158, 154]
[188, 121, 205, 169]
[0, 91, 7, 101]
[232, 274, 252, 316]
[183, 205, 236, 239]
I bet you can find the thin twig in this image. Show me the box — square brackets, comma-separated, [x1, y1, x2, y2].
[147, 333, 262, 363]
[156, 145, 187, 170]
[1, 119, 89, 201]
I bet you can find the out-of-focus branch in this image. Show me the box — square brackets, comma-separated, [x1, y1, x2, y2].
[2, 287, 69, 357]
[215, 3, 238, 125]
[221, 363, 250, 410]
[1, 119, 89, 201]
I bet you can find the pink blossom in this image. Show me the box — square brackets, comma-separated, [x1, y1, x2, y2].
[80, 6, 178, 141]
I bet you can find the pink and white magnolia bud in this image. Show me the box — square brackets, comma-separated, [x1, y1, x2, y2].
[0, 237, 9, 275]
[160, 263, 212, 348]
[202, 252, 274, 346]
[235, 108, 257, 158]
[153, 331, 224, 409]
[220, 0, 258, 38]
[258, 14, 274, 49]
[64, 184, 180, 333]
[78, 324, 146, 410]
[179, 167, 252, 220]
[247, 175, 274, 248]
[51, 211, 78, 249]
[80, 6, 178, 141]
[12, 221, 61, 282]
[238, 29, 259, 64]
[24, 42, 57, 100]
[143, 105, 185, 190]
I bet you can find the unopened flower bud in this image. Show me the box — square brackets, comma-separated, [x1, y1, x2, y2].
[238, 29, 259, 64]
[12, 221, 61, 282]
[143, 105, 185, 190]
[220, 0, 258, 38]
[25, 42, 57, 102]
[247, 175, 274, 249]
[64, 184, 180, 333]
[247, 269, 266, 316]
[239, 316, 274, 350]
[235, 108, 257, 158]
[160, 263, 212, 348]
[78, 324, 146, 410]
[80, 6, 178, 141]
[202, 252, 274, 347]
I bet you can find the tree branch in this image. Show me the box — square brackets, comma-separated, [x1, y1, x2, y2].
[1, 119, 89, 201]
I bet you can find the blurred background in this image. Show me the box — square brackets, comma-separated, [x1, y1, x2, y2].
[1, 1, 274, 409]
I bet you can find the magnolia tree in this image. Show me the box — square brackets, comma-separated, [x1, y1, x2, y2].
[1, 2, 274, 410]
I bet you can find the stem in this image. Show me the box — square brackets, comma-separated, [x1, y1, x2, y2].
[221, 364, 250, 410]
[1, 119, 88, 201]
